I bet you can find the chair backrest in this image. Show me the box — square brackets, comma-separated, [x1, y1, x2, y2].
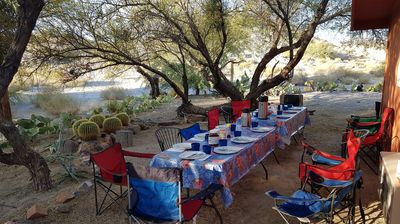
[207, 108, 220, 130]
[155, 127, 182, 151]
[91, 143, 127, 185]
[179, 123, 203, 140]
[231, 100, 250, 122]
[127, 164, 181, 222]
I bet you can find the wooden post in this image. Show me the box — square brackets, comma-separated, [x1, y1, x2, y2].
[115, 130, 134, 147]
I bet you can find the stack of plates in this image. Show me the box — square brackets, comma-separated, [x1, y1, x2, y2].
[213, 146, 242, 154]
[179, 151, 207, 160]
[250, 127, 274, 133]
[231, 136, 258, 144]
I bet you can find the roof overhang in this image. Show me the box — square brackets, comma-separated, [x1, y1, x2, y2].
[351, 0, 396, 30]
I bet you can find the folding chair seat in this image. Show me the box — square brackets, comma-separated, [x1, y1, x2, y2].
[231, 100, 250, 122]
[179, 123, 207, 141]
[347, 107, 394, 174]
[155, 127, 183, 151]
[90, 143, 155, 215]
[266, 171, 363, 224]
[208, 108, 220, 130]
[127, 163, 223, 223]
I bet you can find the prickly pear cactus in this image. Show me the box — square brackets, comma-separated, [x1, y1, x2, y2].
[115, 112, 130, 126]
[102, 117, 123, 133]
[89, 114, 105, 128]
[77, 121, 100, 141]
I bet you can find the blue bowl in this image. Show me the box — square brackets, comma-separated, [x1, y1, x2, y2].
[202, 145, 212, 154]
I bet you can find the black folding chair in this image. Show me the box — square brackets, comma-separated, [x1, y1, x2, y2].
[155, 127, 183, 151]
[220, 105, 232, 123]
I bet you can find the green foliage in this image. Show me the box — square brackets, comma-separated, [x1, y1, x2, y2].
[72, 119, 88, 136]
[100, 87, 127, 100]
[267, 82, 301, 96]
[33, 92, 79, 115]
[304, 40, 338, 60]
[90, 107, 103, 116]
[234, 73, 251, 95]
[16, 114, 58, 141]
[77, 121, 100, 141]
[115, 113, 129, 126]
[103, 117, 123, 133]
[366, 83, 383, 92]
[89, 114, 105, 128]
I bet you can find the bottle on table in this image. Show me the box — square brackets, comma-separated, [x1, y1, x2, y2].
[241, 108, 251, 127]
[208, 129, 220, 146]
[258, 96, 269, 119]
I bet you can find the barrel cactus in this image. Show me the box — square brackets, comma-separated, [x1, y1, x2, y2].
[115, 112, 130, 126]
[72, 119, 88, 136]
[103, 117, 122, 133]
[89, 114, 105, 128]
[77, 121, 100, 141]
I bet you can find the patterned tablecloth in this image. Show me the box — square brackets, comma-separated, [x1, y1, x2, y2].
[150, 107, 310, 207]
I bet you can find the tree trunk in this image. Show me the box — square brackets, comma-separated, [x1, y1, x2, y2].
[0, 0, 51, 191]
[0, 118, 52, 190]
[177, 101, 207, 116]
[195, 87, 200, 95]
[0, 90, 12, 120]
[136, 67, 160, 99]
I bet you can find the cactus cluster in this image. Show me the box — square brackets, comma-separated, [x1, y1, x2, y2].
[72, 119, 88, 136]
[89, 114, 105, 128]
[77, 121, 100, 141]
[115, 112, 130, 126]
[103, 117, 123, 133]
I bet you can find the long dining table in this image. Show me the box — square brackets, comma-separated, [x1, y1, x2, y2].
[150, 107, 310, 207]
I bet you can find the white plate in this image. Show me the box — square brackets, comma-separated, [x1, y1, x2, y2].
[179, 151, 207, 160]
[214, 146, 242, 155]
[192, 133, 207, 141]
[250, 127, 274, 133]
[231, 136, 258, 144]
[172, 143, 192, 150]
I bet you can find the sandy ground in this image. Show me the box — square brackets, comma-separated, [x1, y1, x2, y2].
[0, 91, 384, 224]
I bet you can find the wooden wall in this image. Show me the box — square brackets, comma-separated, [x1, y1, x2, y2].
[382, 2, 400, 152]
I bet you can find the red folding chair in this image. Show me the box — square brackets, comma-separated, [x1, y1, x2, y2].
[90, 143, 155, 215]
[347, 107, 394, 174]
[231, 100, 250, 122]
[207, 108, 220, 130]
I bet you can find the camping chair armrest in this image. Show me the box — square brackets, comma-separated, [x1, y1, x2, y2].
[301, 142, 318, 162]
[350, 115, 376, 120]
[182, 184, 223, 203]
[265, 191, 325, 203]
[122, 150, 156, 159]
[351, 121, 380, 127]
[303, 163, 356, 174]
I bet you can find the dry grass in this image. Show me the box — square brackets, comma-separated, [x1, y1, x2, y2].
[100, 87, 127, 100]
[33, 92, 79, 115]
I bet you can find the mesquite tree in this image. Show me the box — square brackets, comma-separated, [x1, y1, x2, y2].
[0, 0, 52, 191]
[30, 0, 350, 114]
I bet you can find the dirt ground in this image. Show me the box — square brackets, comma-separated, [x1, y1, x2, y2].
[0, 91, 384, 224]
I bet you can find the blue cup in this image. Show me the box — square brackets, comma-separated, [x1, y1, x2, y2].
[251, 121, 258, 127]
[230, 124, 236, 132]
[254, 111, 259, 117]
[288, 104, 293, 108]
[202, 145, 212, 154]
[191, 142, 200, 151]
[234, 131, 242, 137]
[205, 134, 209, 141]
[277, 110, 283, 115]
[283, 105, 288, 110]
[219, 139, 228, 146]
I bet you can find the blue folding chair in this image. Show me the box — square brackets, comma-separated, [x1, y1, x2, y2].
[266, 171, 363, 224]
[179, 123, 207, 141]
[126, 163, 223, 223]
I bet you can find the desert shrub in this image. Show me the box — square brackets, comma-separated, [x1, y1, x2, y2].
[267, 82, 301, 96]
[234, 73, 251, 95]
[100, 87, 127, 100]
[33, 92, 79, 115]
[366, 82, 383, 92]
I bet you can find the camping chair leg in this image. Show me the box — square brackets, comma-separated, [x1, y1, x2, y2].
[94, 179, 99, 215]
[275, 210, 290, 224]
[272, 151, 280, 164]
[259, 161, 268, 180]
[209, 198, 223, 224]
